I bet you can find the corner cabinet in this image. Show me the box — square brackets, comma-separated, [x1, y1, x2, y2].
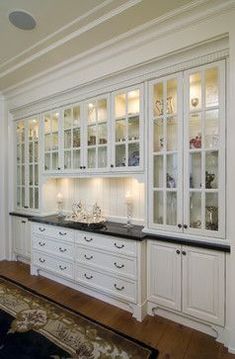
[42, 84, 144, 175]
[148, 61, 225, 239]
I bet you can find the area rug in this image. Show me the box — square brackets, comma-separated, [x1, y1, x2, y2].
[0, 276, 158, 358]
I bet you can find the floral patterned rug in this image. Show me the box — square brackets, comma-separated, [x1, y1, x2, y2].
[0, 276, 158, 358]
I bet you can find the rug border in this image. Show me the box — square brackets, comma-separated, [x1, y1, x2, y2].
[0, 274, 159, 359]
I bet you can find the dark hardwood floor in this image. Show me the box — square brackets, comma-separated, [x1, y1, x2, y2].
[0, 260, 234, 359]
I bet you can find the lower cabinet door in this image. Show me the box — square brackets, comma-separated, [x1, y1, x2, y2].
[13, 216, 31, 259]
[182, 246, 225, 326]
[148, 241, 181, 311]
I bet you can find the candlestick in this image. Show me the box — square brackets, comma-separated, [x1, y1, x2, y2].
[124, 191, 133, 228]
[56, 192, 64, 217]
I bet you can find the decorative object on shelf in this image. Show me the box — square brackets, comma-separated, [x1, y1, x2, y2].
[124, 191, 133, 228]
[166, 173, 176, 188]
[206, 206, 218, 231]
[56, 192, 64, 218]
[190, 219, 201, 229]
[155, 99, 163, 116]
[167, 96, 174, 114]
[65, 201, 106, 227]
[128, 151, 139, 167]
[205, 171, 215, 189]
[155, 97, 174, 116]
[189, 134, 201, 149]
[160, 137, 164, 150]
[191, 97, 199, 108]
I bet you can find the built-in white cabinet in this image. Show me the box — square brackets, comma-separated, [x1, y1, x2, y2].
[148, 61, 225, 238]
[16, 118, 40, 212]
[12, 216, 31, 260]
[147, 240, 225, 326]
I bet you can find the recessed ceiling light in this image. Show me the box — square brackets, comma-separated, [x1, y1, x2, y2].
[9, 10, 36, 30]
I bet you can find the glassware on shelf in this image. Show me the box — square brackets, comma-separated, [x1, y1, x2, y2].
[65, 201, 106, 226]
[190, 192, 201, 229]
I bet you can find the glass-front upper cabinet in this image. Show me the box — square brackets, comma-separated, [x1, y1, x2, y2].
[16, 117, 40, 212]
[112, 85, 143, 171]
[149, 74, 183, 232]
[184, 62, 225, 238]
[84, 96, 109, 172]
[63, 104, 82, 171]
[43, 111, 60, 172]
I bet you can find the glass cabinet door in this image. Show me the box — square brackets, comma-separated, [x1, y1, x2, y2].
[43, 111, 60, 171]
[184, 62, 225, 237]
[28, 118, 39, 210]
[149, 75, 182, 231]
[63, 105, 82, 170]
[113, 86, 142, 170]
[16, 120, 26, 209]
[84, 97, 109, 171]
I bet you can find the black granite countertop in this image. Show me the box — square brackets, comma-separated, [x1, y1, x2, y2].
[10, 212, 231, 252]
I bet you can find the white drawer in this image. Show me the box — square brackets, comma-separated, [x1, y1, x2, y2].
[75, 232, 137, 257]
[33, 250, 74, 279]
[32, 223, 74, 242]
[75, 245, 136, 279]
[75, 264, 136, 303]
[33, 235, 74, 260]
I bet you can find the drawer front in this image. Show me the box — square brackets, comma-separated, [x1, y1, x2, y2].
[75, 245, 136, 278]
[32, 223, 74, 242]
[76, 264, 136, 303]
[33, 251, 74, 279]
[33, 235, 74, 260]
[75, 232, 137, 256]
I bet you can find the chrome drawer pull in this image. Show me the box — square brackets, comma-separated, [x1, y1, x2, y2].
[59, 232, 67, 236]
[84, 236, 93, 242]
[59, 247, 67, 253]
[114, 262, 124, 269]
[59, 265, 67, 271]
[84, 254, 93, 260]
[114, 243, 124, 249]
[39, 242, 46, 247]
[39, 227, 45, 232]
[84, 273, 93, 280]
[114, 284, 125, 291]
[39, 258, 45, 263]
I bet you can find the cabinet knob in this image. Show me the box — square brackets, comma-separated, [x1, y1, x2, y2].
[58, 167, 61, 170]
[183, 224, 188, 229]
[110, 164, 114, 168]
[80, 166, 83, 170]
[21, 220, 26, 224]
[182, 251, 187, 256]
[23, 206, 29, 209]
[83, 166, 86, 169]
[177, 224, 182, 228]
[176, 249, 181, 255]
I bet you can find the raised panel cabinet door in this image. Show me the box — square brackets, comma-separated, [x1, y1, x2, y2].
[23, 219, 31, 258]
[147, 241, 181, 311]
[13, 217, 24, 255]
[182, 246, 225, 325]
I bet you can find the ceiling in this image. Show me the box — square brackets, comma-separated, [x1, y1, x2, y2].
[0, 0, 194, 92]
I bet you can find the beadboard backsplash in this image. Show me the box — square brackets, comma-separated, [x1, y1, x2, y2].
[54, 177, 145, 225]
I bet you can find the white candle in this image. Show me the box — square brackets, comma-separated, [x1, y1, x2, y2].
[57, 192, 63, 204]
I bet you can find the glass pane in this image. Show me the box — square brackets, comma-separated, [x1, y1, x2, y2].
[73, 128, 81, 148]
[29, 165, 33, 186]
[28, 119, 38, 140]
[153, 83, 163, 117]
[154, 156, 163, 188]
[206, 67, 218, 108]
[34, 142, 38, 162]
[128, 90, 139, 115]
[153, 191, 163, 224]
[64, 129, 71, 149]
[22, 187, 25, 207]
[52, 113, 59, 132]
[166, 154, 177, 188]
[45, 134, 51, 151]
[29, 187, 33, 208]
[88, 126, 96, 146]
[205, 151, 218, 189]
[35, 165, 38, 186]
[64, 108, 72, 129]
[52, 152, 59, 170]
[189, 113, 202, 149]
[206, 193, 218, 231]
[97, 99, 107, 122]
[128, 143, 139, 167]
[52, 133, 58, 150]
[190, 192, 201, 229]
[88, 102, 96, 124]
[128, 116, 139, 141]
[73, 106, 80, 127]
[45, 153, 50, 171]
[17, 187, 20, 207]
[17, 121, 24, 143]
[98, 123, 107, 144]
[190, 73, 202, 111]
[205, 110, 219, 148]
[21, 144, 25, 163]
[98, 147, 107, 168]
[17, 166, 21, 185]
[64, 151, 71, 169]
[73, 150, 80, 169]
[115, 93, 126, 118]
[88, 148, 96, 168]
[29, 143, 33, 163]
[17, 145, 20, 163]
[44, 115, 51, 134]
[35, 188, 39, 209]
[167, 116, 177, 151]
[115, 119, 126, 142]
[166, 192, 177, 225]
[154, 119, 164, 152]
[189, 153, 201, 189]
[115, 144, 126, 167]
[167, 79, 177, 115]
[22, 165, 25, 185]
